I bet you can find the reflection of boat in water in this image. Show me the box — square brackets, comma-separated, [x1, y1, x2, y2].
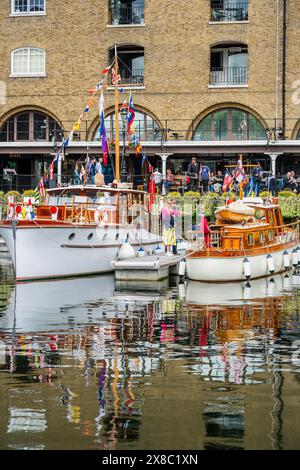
[184, 273, 294, 306]
[186, 199, 300, 282]
[0, 274, 118, 333]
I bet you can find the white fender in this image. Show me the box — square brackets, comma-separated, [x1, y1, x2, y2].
[155, 245, 163, 255]
[292, 249, 298, 267]
[267, 254, 275, 273]
[283, 250, 290, 269]
[178, 260, 186, 277]
[283, 274, 290, 290]
[118, 242, 136, 260]
[266, 278, 275, 296]
[243, 281, 252, 300]
[243, 257, 251, 280]
[94, 206, 107, 225]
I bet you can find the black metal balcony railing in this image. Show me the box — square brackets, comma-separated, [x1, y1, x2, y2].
[109, 68, 144, 86]
[110, 5, 144, 25]
[211, 2, 248, 22]
[210, 67, 248, 86]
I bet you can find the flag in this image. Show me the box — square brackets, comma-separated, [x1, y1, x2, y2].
[111, 66, 121, 85]
[49, 161, 54, 181]
[142, 155, 146, 166]
[73, 119, 81, 132]
[135, 142, 142, 156]
[99, 91, 109, 167]
[84, 105, 90, 113]
[235, 169, 244, 183]
[34, 186, 40, 204]
[39, 179, 45, 197]
[222, 172, 233, 192]
[88, 88, 96, 95]
[101, 67, 111, 75]
[127, 94, 135, 134]
[129, 134, 139, 148]
[120, 100, 128, 111]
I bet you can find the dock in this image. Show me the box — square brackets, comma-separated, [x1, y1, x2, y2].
[112, 254, 185, 291]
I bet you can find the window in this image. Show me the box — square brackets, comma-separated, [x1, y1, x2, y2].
[268, 231, 274, 241]
[247, 233, 254, 245]
[193, 108, 266, 141]
[109, 45, 144, 86]
[94, 109, 161, 142]
[259, 232, 265, 244]
[0, 111, 63, 142]
[12, 0, 45, 15]
[210, 43, 248, 86]
[109, 0, 144, 25]
[11, 48, 45, 77]
[211, 1, 248, 22]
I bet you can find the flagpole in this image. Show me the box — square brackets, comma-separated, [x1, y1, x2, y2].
[114, 45, 120, 182]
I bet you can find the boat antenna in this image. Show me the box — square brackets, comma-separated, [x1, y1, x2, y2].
[114, 45, 120, 182]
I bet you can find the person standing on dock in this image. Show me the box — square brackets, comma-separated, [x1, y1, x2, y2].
[161, 200, 180, 256]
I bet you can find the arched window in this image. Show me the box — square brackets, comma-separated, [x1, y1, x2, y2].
[0, 111, 63, 142]
[94, 110, 161, 142]
[297, 130, 300, 140]
[193, 108, 266, 141]
[210, 43, 248, 86]
[11, 48, 45, 77]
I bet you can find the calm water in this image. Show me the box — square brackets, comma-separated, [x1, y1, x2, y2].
[0, 256, 300, 450]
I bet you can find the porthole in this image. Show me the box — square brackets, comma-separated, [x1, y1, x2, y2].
[68, 233, 76, 241]
[87, 233, 93, 241]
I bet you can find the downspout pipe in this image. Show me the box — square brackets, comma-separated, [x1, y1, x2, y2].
[282, 0, 287, 139]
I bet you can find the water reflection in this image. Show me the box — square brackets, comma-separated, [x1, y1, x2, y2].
[0, 259, 300, 450]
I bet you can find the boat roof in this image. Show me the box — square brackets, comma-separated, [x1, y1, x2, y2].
[47, 185, 146, 196]
[223, 222, 270, 230]
[247, 204, 279, 210]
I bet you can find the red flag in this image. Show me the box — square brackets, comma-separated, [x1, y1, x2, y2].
[39, 179, 45, 197]
[88, 88, 96, 95]
[222, 173, 233, 192]
[101, 67, 110, 75]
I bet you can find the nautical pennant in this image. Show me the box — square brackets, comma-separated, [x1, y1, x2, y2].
[99, 91, 109, 167]
[127, 94, 135, 134]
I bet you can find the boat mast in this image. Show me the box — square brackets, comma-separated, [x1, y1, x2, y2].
[114, 45, 120, 182]
[239, 153, 244, 200]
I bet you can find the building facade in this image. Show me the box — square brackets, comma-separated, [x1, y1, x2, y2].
[0, 0, 300, 190]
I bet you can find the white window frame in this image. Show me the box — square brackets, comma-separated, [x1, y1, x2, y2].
[10, 47, 46, 77]
[10, 0, 46, 17]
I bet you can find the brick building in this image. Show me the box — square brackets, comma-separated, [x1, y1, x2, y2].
[0, 0, 300, 190]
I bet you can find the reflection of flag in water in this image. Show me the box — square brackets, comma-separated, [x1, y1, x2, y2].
[222, 171, 233, 192]
[127, 94, 135, 134]
[99, 91, 109, 167]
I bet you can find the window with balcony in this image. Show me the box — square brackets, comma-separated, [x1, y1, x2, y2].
[94, 110, 161, 142]
[210, 43, 248, 86]
[11, 47, 45, 77]
[0, 111, 63, 142]
[11, 0, 45, 15]
[109, 45, 144, 86]
[211, 1, 248, 22]
[193, 108, 266, 141]
[109, 0, 144, 25]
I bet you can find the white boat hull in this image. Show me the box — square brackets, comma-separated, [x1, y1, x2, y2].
[0, 224, 161, 281]
[186, 245, 298, 282]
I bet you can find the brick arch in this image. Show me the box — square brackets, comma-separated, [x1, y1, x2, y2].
[186, 103, 267, 140]
[87, 104, 163, 140]
[210, 40, 248, 48]
[292, 119, 300, 139]
[0, 105, 64, 132]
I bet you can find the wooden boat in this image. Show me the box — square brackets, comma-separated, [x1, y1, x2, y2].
[0, 185, 160, 281]
[215, 200, 255, 224]
[186, 198, 300, 282]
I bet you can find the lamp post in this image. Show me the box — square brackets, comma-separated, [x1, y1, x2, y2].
[120, 107, 129, 183]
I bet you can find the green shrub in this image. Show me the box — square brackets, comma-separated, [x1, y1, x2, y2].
[278, 191, 297, 198]
[182, 191, 200, 199]
[259, 191, 272, 198]
[22, 189, 35, 197]
[166, 192, 182, 200]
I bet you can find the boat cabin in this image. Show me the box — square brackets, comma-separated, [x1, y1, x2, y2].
[36, 185, 148, 225]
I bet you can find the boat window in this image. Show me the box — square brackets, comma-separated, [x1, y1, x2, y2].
[68, 233, 76, 240]
[74, 196, 88, 203]
[268, 230, 274, 241]
[259, 232, 265, 243]
[247, 233, 254, 245]
[57, 197, 73, 205]
[48, 196, 59, 206]
[87, 233, 93, 240]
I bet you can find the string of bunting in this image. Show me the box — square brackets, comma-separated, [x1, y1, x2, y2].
[34, 60, 116, 203]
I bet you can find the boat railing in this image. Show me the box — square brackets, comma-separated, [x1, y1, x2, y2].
[188, 220, 300, 253]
